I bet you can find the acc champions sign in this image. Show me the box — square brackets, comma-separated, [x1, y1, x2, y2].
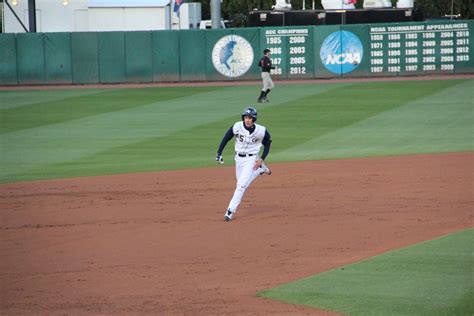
[212, 35, 254, 78]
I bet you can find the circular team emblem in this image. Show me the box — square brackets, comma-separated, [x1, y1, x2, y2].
[320, 30, 363, 74]
[212, 35, 254, 78]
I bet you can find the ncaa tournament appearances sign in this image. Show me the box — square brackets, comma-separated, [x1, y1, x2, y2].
[320, 30, 363, 74]
[212, 35, 254, 77]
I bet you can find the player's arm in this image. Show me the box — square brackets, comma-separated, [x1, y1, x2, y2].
[261, 130, 272, 160]
[254, 130, 272, 169]
[265, 57, 275, 70]
[216, 126, 234, 163]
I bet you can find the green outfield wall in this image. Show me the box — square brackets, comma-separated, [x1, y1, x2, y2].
[0, 20, 472, 85]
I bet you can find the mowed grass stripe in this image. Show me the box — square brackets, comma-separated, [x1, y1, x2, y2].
[0, 87, 219, 134]
[1, 83, 344, 182]
[13, 121, 233, 181]
[273, 79, 474, 161]
[1, 87, 224, 179]
[47, 82, 422, 177]
[258, 228, 474, 316]
[10, 79, 467, 182]
[267, 79, 464, 154]
[0, 89, 108, 110]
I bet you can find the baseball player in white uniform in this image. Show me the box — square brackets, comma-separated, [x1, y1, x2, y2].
[216, 107, 272, 221]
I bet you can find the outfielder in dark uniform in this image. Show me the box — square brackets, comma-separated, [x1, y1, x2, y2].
[257, 48, 275, 103]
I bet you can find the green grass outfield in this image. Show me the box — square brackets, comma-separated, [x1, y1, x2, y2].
[1, 78, 473, 183]
[258, 228, 474, 316]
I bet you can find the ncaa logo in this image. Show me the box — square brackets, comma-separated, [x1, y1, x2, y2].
[212, 35, 254, 78]
[320, 30, 363, 74]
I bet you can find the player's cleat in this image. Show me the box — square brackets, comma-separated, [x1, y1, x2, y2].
[260, 163, 272, 175]
[224, 209, 234, 221]
[263, 97, 270, 103]
[257, 98, 264, 103]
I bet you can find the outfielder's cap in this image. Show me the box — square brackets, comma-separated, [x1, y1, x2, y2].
[263, 48, 271, 54]
[242, 107, 258, 121]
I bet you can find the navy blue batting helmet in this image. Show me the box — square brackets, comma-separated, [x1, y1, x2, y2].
[242, 107, 257, 122]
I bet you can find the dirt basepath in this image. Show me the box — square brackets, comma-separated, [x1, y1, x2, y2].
[1, 152, 472, 315]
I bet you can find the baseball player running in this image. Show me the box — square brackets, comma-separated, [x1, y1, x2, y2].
[216, 107, 272, 221]
[257, 48, 275, 103]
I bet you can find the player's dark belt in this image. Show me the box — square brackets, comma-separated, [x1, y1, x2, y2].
[237, 153, 254, 157]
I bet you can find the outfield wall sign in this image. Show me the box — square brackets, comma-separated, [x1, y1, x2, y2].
[320, 30, 364, 74]
[261, 27, 314, 79]
[368, 22, 470, 75]
[212, 35, 254, 78]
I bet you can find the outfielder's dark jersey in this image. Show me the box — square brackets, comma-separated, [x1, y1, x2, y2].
[258, 56, 274, 73]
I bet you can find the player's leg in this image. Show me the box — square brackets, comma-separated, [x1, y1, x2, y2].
[225, 156, 246, 220]
[246, 158, 271, 188]
[257, 73, 267, 102]
[263, 74, 275, 101]
[225, 157, 255, 218]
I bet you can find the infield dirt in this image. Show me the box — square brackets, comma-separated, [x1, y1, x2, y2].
[1, 152, 472, 315]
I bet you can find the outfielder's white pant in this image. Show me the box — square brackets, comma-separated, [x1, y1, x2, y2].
[261, 72, 274, 91]
[227, 155, 262, 213]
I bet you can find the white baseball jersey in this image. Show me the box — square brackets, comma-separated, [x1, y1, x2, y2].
[232, 121, 266, 155]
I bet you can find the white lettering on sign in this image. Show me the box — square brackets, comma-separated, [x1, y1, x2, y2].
[325, 53, 362, 65]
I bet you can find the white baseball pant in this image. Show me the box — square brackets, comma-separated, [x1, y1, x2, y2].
[261, 72, 274, 91]
[227, 155, 263, 213]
